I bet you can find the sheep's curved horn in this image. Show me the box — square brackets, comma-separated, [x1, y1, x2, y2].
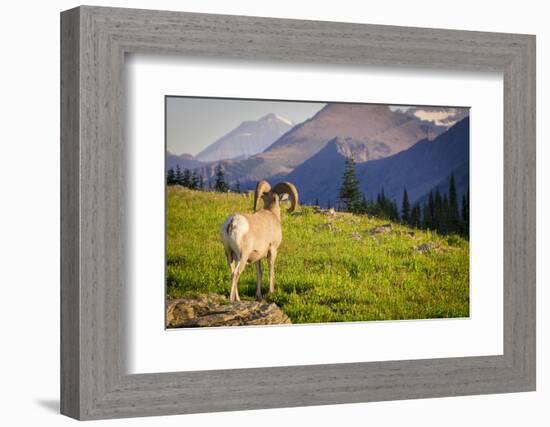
[254, 180, 271, 211]
[273, 182, 299, 213]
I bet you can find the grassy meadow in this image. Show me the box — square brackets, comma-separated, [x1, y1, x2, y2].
[166, 186, 469, 324]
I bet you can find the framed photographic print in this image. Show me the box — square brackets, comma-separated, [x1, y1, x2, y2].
[164, 96, 471, 328]
[61, 5, 536, 420]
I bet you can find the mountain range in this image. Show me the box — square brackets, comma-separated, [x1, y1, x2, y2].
[286, 117, 469, 206]
[195, 113, 294, 162]
[167, 103, 469, 205]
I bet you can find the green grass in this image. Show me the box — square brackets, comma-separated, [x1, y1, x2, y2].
[166, 186, 469, 323]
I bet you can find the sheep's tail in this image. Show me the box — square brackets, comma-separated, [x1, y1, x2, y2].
[221, 214, 249, 258]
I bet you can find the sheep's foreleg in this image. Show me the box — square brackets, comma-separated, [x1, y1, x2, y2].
[268, 248, 277, 294]
[255, 261, 263, 300]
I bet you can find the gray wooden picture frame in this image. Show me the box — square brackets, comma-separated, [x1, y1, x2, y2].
[60, 5, 536, 421]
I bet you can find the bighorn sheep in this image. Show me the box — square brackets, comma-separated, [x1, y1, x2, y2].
[220, 180, 299, 302]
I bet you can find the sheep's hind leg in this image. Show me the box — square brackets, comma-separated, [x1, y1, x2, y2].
[267, 248, 277, 294]
[229, 254, 240, 302]
[255, 261, 263, 300]
[224, 248, 236, 273]
[230, 254, 248, 302]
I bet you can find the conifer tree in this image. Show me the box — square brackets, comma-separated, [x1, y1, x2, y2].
[427, 190, 435, 229]
[422, 203, 431, 229]
[379, 188, 387, 216]
[190, 171, 199, 189]
[462, 193, 468, 223]
[448, 173, 460, 233]
[338, 156, 362, 212]
[389, 200, 399, 222]
[175, 165, 182, 185]
[409, 203, 421, 228]
[401, 188, 410, 223]
[434, 189, 443, 232]
[235, 179, 241, 193]
[441, 194, 450, 234]
[359, 193, 368, 214]
[198, 174, 204, 190]
[214, 164, 229, 192]
[370, 188, 396, 219]
[182, 169, 191, 188]
[167, 167, 175, 185]
[462, 189, 470, 238]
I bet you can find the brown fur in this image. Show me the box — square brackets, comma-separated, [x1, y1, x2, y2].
[220, 181, 298, 302]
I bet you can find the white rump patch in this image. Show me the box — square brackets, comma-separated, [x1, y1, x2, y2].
[221, 214, 249, 258]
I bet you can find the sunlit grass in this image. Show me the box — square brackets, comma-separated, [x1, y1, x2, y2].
[166, 186, 469, 323]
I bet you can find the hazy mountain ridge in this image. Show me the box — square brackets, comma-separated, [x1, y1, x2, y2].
[264, 103, 446, 162]
[195, 113, 293, 162]
[166, 152, 205, 171]
[188, 103, 449, 185]
[286, 117, 470, 206]
[167, 104, 469, 202]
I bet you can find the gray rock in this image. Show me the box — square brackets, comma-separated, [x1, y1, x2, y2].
[369, 223, 392, 234]
[415, 242, 445, 253]
[166, 294, 291, 328]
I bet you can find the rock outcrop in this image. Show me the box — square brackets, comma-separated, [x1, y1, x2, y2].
[166, 294, 291, 328]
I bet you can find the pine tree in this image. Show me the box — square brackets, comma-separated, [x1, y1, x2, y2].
[190, 171, 199, 189]
[235, 179, 241, 193]
[448, 173, 460, 233]
[167, 167, 175, 185]
[389, 200, 399, 222]
[462, 189, 470, 238]
[175, 165, 182, 186]
[214, 164, 229, 192]
[427, 190, 435, 229]
[379, 188, 386, 216]
[359, 193, 368, 214]
[422, 203, 431, 229]
[338, 157, 362, 212]
[409, 203, 421, 228]
[182, 169, 191, 188]
[434, 189, 443, 232]
[370, 188, 389, 219]
[401, 188, 410, 223]
[441, 194, 450, 234]
[198, 174, 204, 190]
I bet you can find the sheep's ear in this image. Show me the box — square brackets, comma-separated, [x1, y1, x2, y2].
[280, 193, 289, 202]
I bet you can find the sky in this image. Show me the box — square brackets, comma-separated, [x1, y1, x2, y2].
[166, 97, 326, 156]
[166, 97, 469, 156]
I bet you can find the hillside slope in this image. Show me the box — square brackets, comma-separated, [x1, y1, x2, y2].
[166, 187, 469, 323]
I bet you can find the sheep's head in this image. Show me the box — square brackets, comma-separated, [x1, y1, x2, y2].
[254, 180, 299, 213]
